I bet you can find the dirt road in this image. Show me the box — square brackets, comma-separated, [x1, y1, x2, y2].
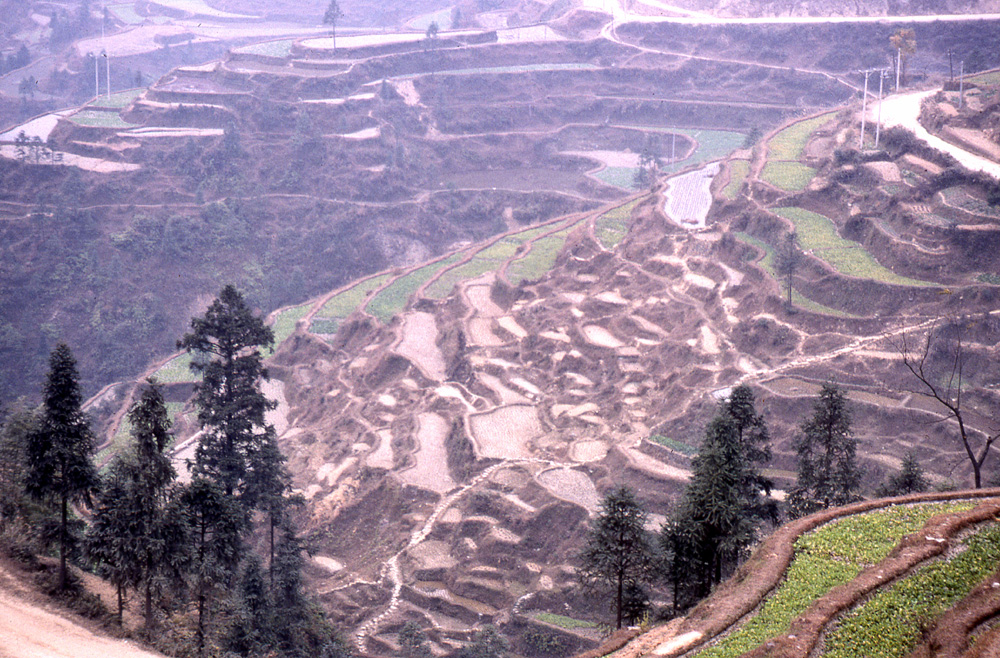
[0, 582, 163, 658]
[874, 89, 1000, 179]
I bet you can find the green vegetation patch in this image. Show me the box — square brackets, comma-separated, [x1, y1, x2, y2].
[592, 166, 641, 189]
[88, 89, 144, 109]
[595, 200, 638, 249]
[314, 273, 391, 325]
[68, 110, 136, 128]
[97, 401, 185, 466]
[507, 227, 574, 284]
[407, 6, 453, 31]
[734, 233, 861, 318]
[977, 273, 1000, 285]
[675, 129, 746, 168]
[965, 70, 1000, 86]
[272, 303, 311, 346]
[824, 522, 1000, 658]
[152, 352, 199, 383]
[534, 612, 596, 630]
[774, 207, 932, 286]
[232, 40, 295, 58]
[761, 161, 815, 191]
[694, 502, 975, 658]
[438, 62, 599, 77]
[767, 113, 833, 161]
[425, 258, 500, 299]
[649, 435, 697, 456]
[365, 254, 462, 323]
[108, 3, 144, 24]
[940, 187, 1000, 217]
[723, 159, 750, 200]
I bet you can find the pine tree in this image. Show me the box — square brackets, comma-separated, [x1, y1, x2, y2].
[579, 486, 653, 629]
[661, 387, 774, 605]
[0, 402, 39, 532]
[876, 452, 928, 498]
[181, 477, 245, 658]
[773, 231, 801, 310]
[87, 382, 186, 631]
[179, 285, 276, 503]
[26, 344, 98, 590]
[788, 383, 861, 517]
[323, 0, 344, 49]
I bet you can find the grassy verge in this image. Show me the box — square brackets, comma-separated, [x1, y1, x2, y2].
[723, 160, 750, 200]
[824, 523, 1000, 658]
[761, 161, 815, 191]
[693, 502, 975, 658]
[774, 207, 932, 286]
[595, 200, 639, 249]
[108, 3, 144, 24]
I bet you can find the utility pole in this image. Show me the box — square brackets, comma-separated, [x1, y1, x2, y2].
[959, 60, 965, 109]
[93, 52, 99, 99]
[948, 49, 954, 82]
[671, 131, 676, 164]
[859, 69, 872, 149]
[875, 69, 886, 149]
[104, 50, 110, 98]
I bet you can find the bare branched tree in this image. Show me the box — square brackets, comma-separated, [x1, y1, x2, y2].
[895, 320, 998, 488]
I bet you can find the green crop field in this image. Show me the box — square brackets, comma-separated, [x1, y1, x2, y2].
[723, 159, 750, 200]
[272, 303, 311, 346]
[824, 523, 1000, 658]
[649, 434, 697, 456]
[366, 254, 462, 323]
[534, 612, 596, 630]
[506, 228, 574, 284]
[735, 232, 862, 318]
[595, 200, 638, 248]
[438, 62, 600, 77]
[89, 89, 144, 109]
[152, 352, 200, 383]
[761, 161, 815, 191]
[774, 208, 932, 286]
[109, 3, 144, 24]
[965, 69, 1000, 86]
[68, 110, 136, 128]
[592, 166, 640, 189]
[694, 503, 975, 658]
[424, 258, 500, 299]
[767, 113, 834, 161]
[232, 40, 295, 58]
[315, 274, 391, 322]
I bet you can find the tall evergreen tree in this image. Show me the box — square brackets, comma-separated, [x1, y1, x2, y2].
[0, 402, 39, 533]
[181, 476, 245, 658]
[179, 285, 275, 503]
[323, 0, 344, 49]
[578, 486, 653, 629]
[87, 382, 186, 631]
[876, 452, 928, 498]
[788, 383, 861, 517]
[26, 344, 98, 590]
[661, 387, 774, 605]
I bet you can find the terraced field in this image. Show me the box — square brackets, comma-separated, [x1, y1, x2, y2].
[613, 494, 1000, 658]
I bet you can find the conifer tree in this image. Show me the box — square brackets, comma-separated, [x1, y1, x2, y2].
[87, 382, 186, 631]
[26, 343, 98, 590]
[181, 476, 245, 658]
[788, 383, 861, 517]
[661, 386, 774, 605]
[578, 486, 653, 629]
[179, 285, 275, 503]
[876, 452, 928, 498]
[0, 403, 39, 533]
